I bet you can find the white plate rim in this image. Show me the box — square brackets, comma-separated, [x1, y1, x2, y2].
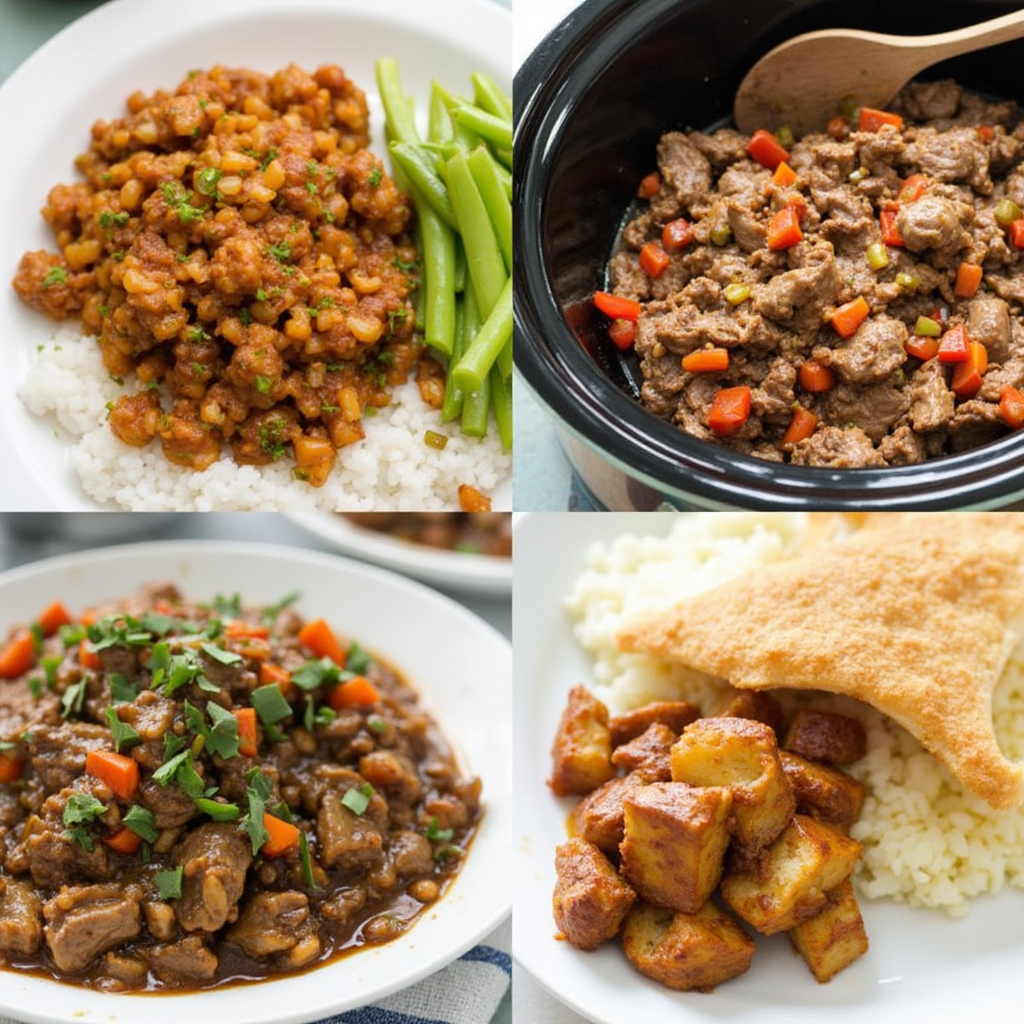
[511, 510, 1024, 1024]
[285, 513, 512, 595]
[0, 537, 512, 1024]
[0, 0, 512, 512]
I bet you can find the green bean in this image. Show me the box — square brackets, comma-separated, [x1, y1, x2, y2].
[493, 147, 513, 171]
[466, 146, 512, 274]
[428, 81, 455, 143]
[460, 372, 490, 438]
[496, 333, 512, 379]
[440, 293, 468, 423]
[452, 275, 512, 394]
[452, 103, 513, 151]
[375, 58, 420, 145]
[445, 150, 506, 317]
[489, 361, 513, 452]
[388, 142, 458, 229]
[416, 193, 457, 357]
[470, 71, 512, 122]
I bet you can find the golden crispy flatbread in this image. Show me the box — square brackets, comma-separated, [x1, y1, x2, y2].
[618, 513, 1024, 810]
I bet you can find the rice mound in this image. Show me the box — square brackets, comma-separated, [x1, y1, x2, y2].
[18, 328, 510, 511]
[564, 511, 1024, 917]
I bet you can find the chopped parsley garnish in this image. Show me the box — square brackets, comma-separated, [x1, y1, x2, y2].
[122, 804, 159, 844]
[161, 181, 204, 224]
[203, 702, 241, 759]
[241, 767, 274, 855]
[267, 240, 292, 263]
[258, 420, 287, 461]
[98, 210, 130, 231]
[345, 641, 373, 675]
[341, 783, 374, 816]
[105, 706, 142, 753]
[153, 866, 183, 900]
[426, 816, 454, 843]
[42, 266, 67, 288]
[291, 657, 349, 692]
[200, 642, 243, 667]
[195, 166, 223, 197]
[251, 684, 292, 735]
[254, 375, 272, 395]
[109, 673, 140, 703]
[60, 679, 88, 720]
[62, 792, 107, 850]
[58, 623, 87, 649]
[367, 166, 383, 188]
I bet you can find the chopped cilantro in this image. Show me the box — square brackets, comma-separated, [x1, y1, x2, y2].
[195, 166, 223, 197]
[105, 706, 142, 753]
[254, 375, 272, 395]
[267, 240, 292, 263]
[241, 768, 273, 855]
[367, 166, 383, 188]
[345, 641, 372, 675]
[60, 679, 88, 720]
[42, 266, 67, 288]
[251, 683, 292, 730]
[62, 792, 107, 850]
[122, 804, 158, 844]
[426, 816, 454, 843]
[161, 181, 204, 224]
[203, 702, 241, 760]
[153, 866, 183, 900]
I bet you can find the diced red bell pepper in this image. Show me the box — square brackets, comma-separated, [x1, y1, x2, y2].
[661, 218, 693, 251]
[999, 385, 1024, 428]
[745, 129, 790, 171]
[937, 324, 970, 364]
[858, 107, 904, 132]
[950, 341, 988, 398]
[766, 206, 803, 251]
[879, 208, 904, 247]
[639, 242, 670, 278]
[593, 291, 641, 321]
[607, 318, 636, 350]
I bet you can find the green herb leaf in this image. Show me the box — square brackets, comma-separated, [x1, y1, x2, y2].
[204, 702, 241, 760]
[122, 804, 159, 844]
[291, 657, 349, 692]
[196, 166, 223, 197]
[213, 594, 242, 619]
[153, 866, 183, 900]
[341, 783, 374, 816]
[60, 680, 88, 720]
[195, 797, 240, 821]
[105, 706, 142, 753]
[345, 641, 372, 674]
[251, 684, 292, 727]
[109, 672, 140, 703]
[426, 816, 454, 843]
[298, 831, 319, 889]
[241, 767, 273, 855]
[42, 266, 67, 288]
[201, 642, 243, 666]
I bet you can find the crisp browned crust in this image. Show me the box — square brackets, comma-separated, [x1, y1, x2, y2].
[617, 513, 1024, 810]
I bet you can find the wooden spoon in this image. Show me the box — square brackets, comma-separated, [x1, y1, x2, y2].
[734, 9, 1024, 137]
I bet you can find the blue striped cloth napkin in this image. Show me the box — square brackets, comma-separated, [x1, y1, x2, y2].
[0, 918, 511, 1024]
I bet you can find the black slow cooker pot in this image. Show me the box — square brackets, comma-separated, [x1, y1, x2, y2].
[514, 0, 1024, 509]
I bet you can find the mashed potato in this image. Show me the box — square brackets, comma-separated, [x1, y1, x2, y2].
[564, 512, 1024, 916]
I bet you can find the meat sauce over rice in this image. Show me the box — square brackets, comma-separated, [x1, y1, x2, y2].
[12, 64, 421, 486]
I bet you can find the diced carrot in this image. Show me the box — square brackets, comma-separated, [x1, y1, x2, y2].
[781, 406, 819, 447]
[328, 675, 381, 711]
[707, 386, 752, 437]
[103, 826, 143, 855]
[0, 632, 36, 680]
[79, 611, 99, 628]
[232, 637, 272, 662]
[999, 385, 1024, 428]
[637, 171, 661, 198]
[830, 296, 870, 339]
[1010, 219, 1024, 249]
[898, 174, 930, 203]
[85, 750, 139, 800]
[79, 642, 102, 671]
[661, 218, 693, 251]
[954, 262, 984, 299]
[905, 336, 940, 361]
[772, 161, 797, 187]
[297, 618, 347, 667]
[950, 341, 988, 398]
[766, 206, 803, 250]
[826, 115, 848, 140]
[36, 601, 73, 637]
[937, 324, 970, 364]
[745, 128, 790, 171]
[977, 125, 995, 142]
[681, 348, 730, 373]
[0, 755, 24, 783]
[235, 707, 258, 757]
[798, 360, 835, 393]
[224, 620, 270, 640]
[593, 291, 641, 321]
[259, 662, 294, 700]
[639, 242, 670, 278]
[858, 107, 904, 132]
[879, 208, 904, 247]
[458, 484, 492, 513]
[607, 318, 636, 350]
[261, 813, 300, 857]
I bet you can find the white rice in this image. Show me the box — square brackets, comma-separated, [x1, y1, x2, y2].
[564, 511, 1024, 917]
[19, 327, 510, 511]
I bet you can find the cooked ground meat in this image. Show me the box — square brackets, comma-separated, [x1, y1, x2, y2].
[341, 512, 512, 556]
[11, 64, 422, 486]
[0, 585, 479, 992]
[606, 79, 1024, 467]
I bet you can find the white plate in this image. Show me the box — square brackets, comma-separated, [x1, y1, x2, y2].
[286, 513, 512, 595]
[0, 0, 511, 511]
[512, 511, 1024, 1024]
[0, 539, 512, 1024]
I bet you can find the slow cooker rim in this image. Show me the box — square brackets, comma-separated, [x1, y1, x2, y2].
[513, 0, 1024, 509]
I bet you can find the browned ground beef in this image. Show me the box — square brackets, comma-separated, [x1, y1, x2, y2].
[11, 65, 425, 486]
[342, 512, 512, 556]
[608, 79, 1024, 467]
[0, 585, 479, 991]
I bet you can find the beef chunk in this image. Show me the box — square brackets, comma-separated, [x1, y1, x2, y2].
[176, 823, 252, 932]
[43, 884, 142, 973]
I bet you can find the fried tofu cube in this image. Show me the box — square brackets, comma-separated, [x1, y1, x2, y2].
[671, 717, 795, 855]
[620, 782, 732, 913]
[553, 837, 636, 951]
[609, 700, 701, 747]
[611, 723, 676, 781]
[720, 814, 862, 935]
[549, 685, 615, 797]
[779, 751, 865, 832]
[784, 708, 866, 765]
[621, 899, 755, 992]
[571, 773, 647, 857]
[789, 878, 869, 982]
[714, 689, 785, 738]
